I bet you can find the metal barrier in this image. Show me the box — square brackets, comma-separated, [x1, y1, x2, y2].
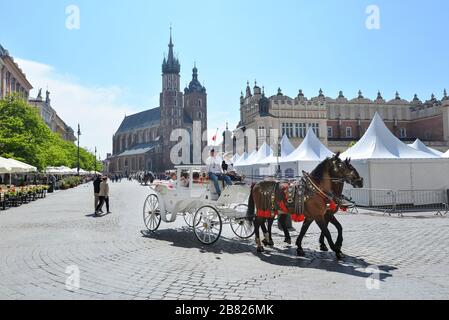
[344, 188, 449, 217]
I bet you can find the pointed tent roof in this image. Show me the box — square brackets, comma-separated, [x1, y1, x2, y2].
[408, 139, 443, 157]
[230, 153, 241, 164]
[280, 134, 295, 157]
[281, 128, 334, 162]
[253, 143, 274, 164]
[234, 152, 248, 166]
[342, 113, 438, 159]
[237, 150, 257, 166]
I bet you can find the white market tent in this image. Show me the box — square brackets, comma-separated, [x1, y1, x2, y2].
[0, 157, 37, 174]
[408, 139, 443, 157]
[280, 134, 295, 157]
[277, 128, 334, 177]
[341, 113, 449, 206]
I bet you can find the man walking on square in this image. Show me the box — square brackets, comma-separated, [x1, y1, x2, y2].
[95, 176, 110, 215]
[93, 175, 102, 213]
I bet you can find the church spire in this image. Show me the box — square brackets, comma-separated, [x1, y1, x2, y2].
[162, 26, 180, 74]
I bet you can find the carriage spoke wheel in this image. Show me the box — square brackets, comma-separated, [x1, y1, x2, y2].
[143, 194, 161, 232]
[230, 204, 255, 239]
[193, 206, 222, 245]
[183, 211, 199, 228]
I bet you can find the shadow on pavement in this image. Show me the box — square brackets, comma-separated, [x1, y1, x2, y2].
[140, 228, 397, 281]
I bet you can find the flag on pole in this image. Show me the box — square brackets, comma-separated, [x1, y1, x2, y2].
[212, 128, 219, 146]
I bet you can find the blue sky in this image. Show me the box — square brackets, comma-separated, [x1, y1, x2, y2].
[1, 0, 449, 157]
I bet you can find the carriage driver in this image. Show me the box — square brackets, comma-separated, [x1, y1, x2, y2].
[206, 149, 232, 196]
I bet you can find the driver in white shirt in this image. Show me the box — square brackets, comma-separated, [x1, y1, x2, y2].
[206, 149, 232, 196]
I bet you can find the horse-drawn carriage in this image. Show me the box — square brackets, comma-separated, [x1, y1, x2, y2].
[143, 165, 254, 244]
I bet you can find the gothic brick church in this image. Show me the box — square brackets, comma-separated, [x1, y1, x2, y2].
[108, 31, 208, 174]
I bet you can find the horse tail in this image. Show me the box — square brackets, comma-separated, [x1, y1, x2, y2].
[247, 183, 256, 220]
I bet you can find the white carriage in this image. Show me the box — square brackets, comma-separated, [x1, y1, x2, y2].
[143, 165, 254, 245]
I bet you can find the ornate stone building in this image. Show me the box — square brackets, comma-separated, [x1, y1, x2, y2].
[0, 44, 33, 100]
[108, 32, 208, 174]
[28, 89, 76, 142]
[233, 82, 449, 154]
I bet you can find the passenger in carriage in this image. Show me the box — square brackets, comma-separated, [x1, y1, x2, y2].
[206, 149, 232, 197]
[180, 172, 189, 188]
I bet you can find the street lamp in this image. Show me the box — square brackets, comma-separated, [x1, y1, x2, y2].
[77, 124, 81, 176]
[94, 146, 97, 174]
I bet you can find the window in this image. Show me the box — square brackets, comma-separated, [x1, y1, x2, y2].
[198, 99, 202, 107]
[400, 128, 407, 138]
[327, 127, 333, 138]
[258, 126, 266, 137]
[309, 123, 320, 137]
[282, 123, 294, 138]
[295, 123, 307, 138]
[345, 127, 352, 138]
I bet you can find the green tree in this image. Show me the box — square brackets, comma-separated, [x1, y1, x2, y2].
[0, 95, 103, 171]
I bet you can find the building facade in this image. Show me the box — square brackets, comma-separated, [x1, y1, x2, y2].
[28, 89, 76, 142]
[234, 82, 449, 154]
[108, 32, 208, 174]
[0, 44, 33, 100]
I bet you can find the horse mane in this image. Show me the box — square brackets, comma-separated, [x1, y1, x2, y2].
[311, 158, 330, 183]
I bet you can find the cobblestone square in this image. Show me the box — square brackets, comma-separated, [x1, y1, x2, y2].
[1, 181, 448, 300]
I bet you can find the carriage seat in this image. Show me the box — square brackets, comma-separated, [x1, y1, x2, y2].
[208, 180, 227, 201]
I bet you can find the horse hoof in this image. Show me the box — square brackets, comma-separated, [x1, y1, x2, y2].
[268, 239, 275, 247]
[284, 238, 291, 245]
[320, 245, 329, 252]
[336, 252, 345, 260]
[257, 246, 265, 253]
[297, 248, 305, 257]
[262, 239, 268, 247]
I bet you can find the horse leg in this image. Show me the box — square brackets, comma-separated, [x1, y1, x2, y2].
[328, 214, 343, 251]
[260, 218, 270, 247]
[267, 218, 274, 246]
[296, 218, 313, 256]
[278, 214, 291, 244]
[254, 217, 264, 253]
[319, 213, 331, 252]
[315, 218, 343, 260]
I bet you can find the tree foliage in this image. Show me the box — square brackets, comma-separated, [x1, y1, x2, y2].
[0, 95, 102, 171]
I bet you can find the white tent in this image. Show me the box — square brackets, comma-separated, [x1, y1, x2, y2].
[276, 128, 334, 177]
[282, 128, 334, 162]
[408, 139, 443, 157]
[341, 113, 449, 206]
[0, 157, 37, 174]
[280, 134, 295, 157]
[342, 113, 437, 159]
[253, 143, 274, 165]
[234, 152, 248, 166]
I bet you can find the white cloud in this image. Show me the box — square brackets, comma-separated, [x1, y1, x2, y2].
[16, 58, 135, 159]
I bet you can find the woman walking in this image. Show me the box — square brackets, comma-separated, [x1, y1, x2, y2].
[95, 176, 110, 215]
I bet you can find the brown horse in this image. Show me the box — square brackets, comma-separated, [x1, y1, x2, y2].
[318, 158, 363, 252]
[247, 154, 363, 259]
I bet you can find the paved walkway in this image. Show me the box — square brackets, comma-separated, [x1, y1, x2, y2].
[0, 180, 448, 300]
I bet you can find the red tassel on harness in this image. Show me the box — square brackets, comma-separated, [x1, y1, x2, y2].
[340, 206, 348, 212]
[329, 200, 337, 212]
[257, 209, 273, 218]
[292, 213, 305, 222]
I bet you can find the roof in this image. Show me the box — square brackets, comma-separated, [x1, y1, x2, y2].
[281, 128, 334, 162]
[116, 108, 160, 134]
[408, 139, 443, 157]
[116, 142, 159, 157]
[342, 113, 438, 160]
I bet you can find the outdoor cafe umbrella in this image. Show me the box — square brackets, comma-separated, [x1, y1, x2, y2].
[0, 156, 37, 174]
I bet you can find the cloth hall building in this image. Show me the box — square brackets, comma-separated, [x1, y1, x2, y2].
[108, 33, 208, 174]
[232, 83, 449, 154]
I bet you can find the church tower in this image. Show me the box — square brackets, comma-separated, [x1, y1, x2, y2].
[184, 63, 208, 162]
[160, 28, 184, 167]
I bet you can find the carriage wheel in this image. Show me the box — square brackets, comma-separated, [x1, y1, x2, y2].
[193, 206, 222, 245]
[230, 204, 255, 239]
[183, 211, 200, 228]
[143, 194, 161, 232]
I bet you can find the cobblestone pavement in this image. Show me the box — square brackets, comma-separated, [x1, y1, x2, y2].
[1, 180, 448, 300]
